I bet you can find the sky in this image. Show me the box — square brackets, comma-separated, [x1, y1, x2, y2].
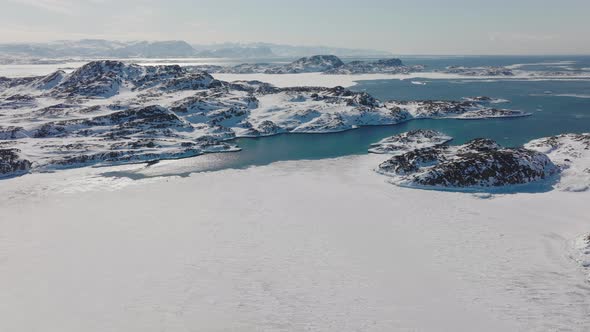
[1, 0, 590, 55]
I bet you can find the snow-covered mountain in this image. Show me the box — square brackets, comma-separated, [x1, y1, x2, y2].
[112, 41, 196, 58]
[0, 60, 533, 178]
[192, 42, 392, 57]
[0, 40, 196, 58]
[265, 55, 345, 73]
[0, 40, 391, 59]
[195, 46, 275, 58]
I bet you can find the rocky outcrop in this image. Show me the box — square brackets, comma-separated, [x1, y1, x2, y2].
[369, 130, 452, 154]
[0, 148, 32, 177]
[31, 70, 66, 90]
[38, 61, 216, 98]
[325, 58, 424, 74]
[51, 61, 143, 97]
[378, 138, 558, 189]
[266, 55, 344, 74]
[385, 99, 530, 119]
[0, 126, 25, 139]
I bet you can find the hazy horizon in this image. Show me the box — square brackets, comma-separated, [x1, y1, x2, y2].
[2, 0, 590, 55]
[4, 39, 590, 57]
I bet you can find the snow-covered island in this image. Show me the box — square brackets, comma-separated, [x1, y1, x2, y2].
[195, 55, 425, 75]
[439, 65, 590, 78]
[373, 130, 590, 192]
[196, 56, 590, 78]
[443, 66, 515, 76]
[377, 137, 558, 189]
[0, 60, 530, 178]
[368, 129, 453, 154]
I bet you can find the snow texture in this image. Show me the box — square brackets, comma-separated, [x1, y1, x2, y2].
[0, 154, 588, 331]
[525, 133, 590, 192]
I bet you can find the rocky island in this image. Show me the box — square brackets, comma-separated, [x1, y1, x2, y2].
[368, 129, 452, 154]
[377, 137, 558, 189]
[0, 60, 550, 178]
[195, 55, 424, 75]
[443, 66, 515, 76]
[373, 131, 590, 191]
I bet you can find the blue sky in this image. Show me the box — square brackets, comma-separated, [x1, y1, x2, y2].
[1, 0, 589, 54]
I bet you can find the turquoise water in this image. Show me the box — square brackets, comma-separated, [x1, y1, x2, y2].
[354, 79, 590, 145]
[109, 56, 590, 175]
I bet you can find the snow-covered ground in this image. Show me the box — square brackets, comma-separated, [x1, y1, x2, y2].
[526, 134, 590, 192]
[1, 154, 589, 331]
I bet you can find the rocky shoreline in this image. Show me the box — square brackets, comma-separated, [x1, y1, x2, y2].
[0, 60, 534, 178]
[373, 130, 589, 192]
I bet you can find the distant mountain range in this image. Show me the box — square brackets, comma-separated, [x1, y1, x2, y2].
[0, 39, 391, 59]
[192, 42, 392, 58]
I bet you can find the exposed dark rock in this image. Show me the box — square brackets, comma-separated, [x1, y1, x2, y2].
[0, 126, 25, 139]
[369, 129, 453, 154]
[266, 55, 344, 74]
[241, 120, 283, 137]
[48, 61, 215, 98]
[325, 58, 423, 74]
[0, 148, 31, 176]
[444, 66, 514, 76]
[200, 56, 423, 75]
[378, 138, 558, 188]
